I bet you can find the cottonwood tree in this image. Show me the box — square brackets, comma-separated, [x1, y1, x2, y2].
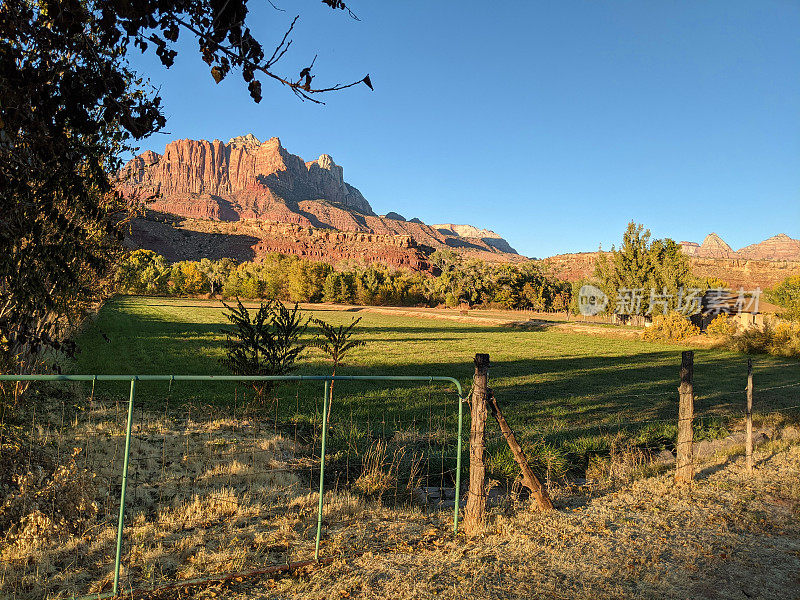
[768, 274, 800, 321]
[0, 0, 370, 379]
[595, 221, 697, 315]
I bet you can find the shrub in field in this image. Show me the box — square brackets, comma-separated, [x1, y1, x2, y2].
[309, 317, 366, 422]
[0, 431, 96, 555]
[642, 311, 700, 342]
[706, 314, 737, 337]
[773, 321, 800, 356]
[728, 321, 800, 357]
[221, 299, 308, 399]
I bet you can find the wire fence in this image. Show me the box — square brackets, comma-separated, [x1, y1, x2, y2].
[0, 375, 465, 600]
[480, 358, 800, 498]
[1, 359, 798, 599]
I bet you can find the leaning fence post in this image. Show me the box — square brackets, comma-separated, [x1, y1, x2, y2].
[746, 358, 754, 473]
[464, 353, 489, 535]
[314, 380, 330, 561]
[487, 389, 552, 511]
[675, 351, 694, 484]
[113, 377, 137, 595]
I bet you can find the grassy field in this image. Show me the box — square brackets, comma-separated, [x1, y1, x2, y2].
[5, 295, 799, 598]
[69, 296, 800, 479]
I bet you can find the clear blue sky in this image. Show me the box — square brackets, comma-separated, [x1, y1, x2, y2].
[128, 0, 800, 258]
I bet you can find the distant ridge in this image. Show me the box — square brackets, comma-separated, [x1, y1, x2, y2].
[679, 232, 800, 262]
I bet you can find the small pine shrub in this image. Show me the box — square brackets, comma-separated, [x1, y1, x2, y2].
[706, 313, 737, 337]
[642, 311, 700, 342]
[221, 298, 308, 400]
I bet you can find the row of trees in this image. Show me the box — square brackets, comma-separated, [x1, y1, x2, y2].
[114, 249, 573, 310]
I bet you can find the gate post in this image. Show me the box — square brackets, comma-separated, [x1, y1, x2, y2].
[675, 351, 695, 484]
[315, 380, 330, 560]
[113, 377, 137, 595]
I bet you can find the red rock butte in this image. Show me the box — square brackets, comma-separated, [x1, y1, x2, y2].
[545, 232, 800, 291]
[120, 134, 522, 269]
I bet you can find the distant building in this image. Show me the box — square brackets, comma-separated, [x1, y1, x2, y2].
[691, 290, 779, 331]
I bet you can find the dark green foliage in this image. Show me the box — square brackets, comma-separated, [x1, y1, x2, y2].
[309, 317, 366, 370]
[221, 298, 308, 398]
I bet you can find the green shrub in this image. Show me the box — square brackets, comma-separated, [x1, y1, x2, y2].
[642, 311, 700, 342]
[221, 299, 308, 400]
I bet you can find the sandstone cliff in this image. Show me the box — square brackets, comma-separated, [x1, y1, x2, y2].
[737, 234, 800, 261]
[434, 223, 518, 254]
[120, 134, 523, 269]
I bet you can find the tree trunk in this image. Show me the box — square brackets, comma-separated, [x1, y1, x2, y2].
[746, 358, 754, 473]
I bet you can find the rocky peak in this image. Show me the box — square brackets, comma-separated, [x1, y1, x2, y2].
[433, 223, 518, 254]
[698, 233, 734, 258]
[738, 233, 800, 261]
[120, 134, 373, 215]
[680, 232, 800, 262]
[228, 133, 261, 148]
[315, 154, 335, 170]
[119, 134, 524, 264]
[139, 150, 161, 165]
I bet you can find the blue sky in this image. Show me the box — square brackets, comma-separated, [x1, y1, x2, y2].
[128, 0, 800, 258]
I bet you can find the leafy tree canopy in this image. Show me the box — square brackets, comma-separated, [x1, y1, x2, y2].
[767, 273, 800, 321]
[0, 0, 368, 375]
[595, 221, 698, 315]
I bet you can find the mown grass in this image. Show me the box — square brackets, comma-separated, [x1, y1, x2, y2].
[68, 296, 800, 482]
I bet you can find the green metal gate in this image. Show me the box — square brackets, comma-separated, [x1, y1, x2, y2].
[0, 374, 466, 599]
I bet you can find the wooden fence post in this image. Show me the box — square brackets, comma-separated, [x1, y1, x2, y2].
[675, 350, 695, 484]
[463, 353, 489, 535]
[746, 358, 754, 473]
[487, 390, 553, 511]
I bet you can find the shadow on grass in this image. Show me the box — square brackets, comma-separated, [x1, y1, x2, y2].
[67, 299, 800, 442]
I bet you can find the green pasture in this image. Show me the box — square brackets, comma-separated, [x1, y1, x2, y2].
[66, 296, 800, 480]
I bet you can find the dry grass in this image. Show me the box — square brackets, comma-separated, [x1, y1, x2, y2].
[2, 397, 800, 599]
[0, 400, 438, 599]
[202, 439, 800, 600]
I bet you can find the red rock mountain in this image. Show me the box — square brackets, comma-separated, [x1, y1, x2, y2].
[679, 233, 800, 262]
[120, 135, 521, 269]
[737, 234, 800, 261]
